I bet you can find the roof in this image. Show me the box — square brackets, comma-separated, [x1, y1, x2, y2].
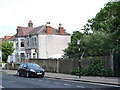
[16, 26, 34, 37]
[28, 25, 44, 35]
[8, 34, 16, 41]
[26, 25, 70, 36]
[2, 36, 12, 41]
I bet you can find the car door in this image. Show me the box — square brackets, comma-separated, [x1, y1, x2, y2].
[18, 64, 24, 75]
[22, 64, 28, 76]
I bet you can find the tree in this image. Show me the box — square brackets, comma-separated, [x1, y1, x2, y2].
[2, 41, 14, 63]
[82, 31, 114, 56]
[64, 31, 114, 58]
[64, 31, 84, 58]
[64, 1, 120, 58]
[83, 1, 120, 52]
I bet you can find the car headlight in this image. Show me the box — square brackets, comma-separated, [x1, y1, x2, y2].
[42, 69, 45, 72]
[30, 69, 36, 72]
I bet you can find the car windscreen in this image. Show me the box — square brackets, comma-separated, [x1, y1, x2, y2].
[27, 63, 40, 68]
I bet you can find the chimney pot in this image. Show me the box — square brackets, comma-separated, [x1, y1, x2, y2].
[17, 26, 21, 34]
[17, 26, 21, 28]
[59, 23, 62, 27]
[28, 20, 33, 27]
[29, 20, 32, 23]
[59, 23, 64, 35]
[46, 22, 51, 26]
[46, 22, 52, 34]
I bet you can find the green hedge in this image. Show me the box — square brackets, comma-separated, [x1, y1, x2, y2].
[71, 57, 113, 77]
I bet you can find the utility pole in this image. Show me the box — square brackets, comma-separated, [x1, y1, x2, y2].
[77, 40, 81, 78]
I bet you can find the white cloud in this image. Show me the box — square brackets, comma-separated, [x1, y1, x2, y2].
[0, 0, 109, 38]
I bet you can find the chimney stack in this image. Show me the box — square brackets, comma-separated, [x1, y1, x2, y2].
[59, 23, 64, 35]
[16, 26, 21, 34]
[46, 22, 52, 34]
[28, 20, 33, 27]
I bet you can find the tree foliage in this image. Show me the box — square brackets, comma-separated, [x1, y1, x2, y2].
[2, 41, 14, 63]
[82, 31, 114, 56]
[64, 31, 84, 58]
[83, 1, 120, 52]
[64, 31, 114, 58]
[64, 1, 120, 58]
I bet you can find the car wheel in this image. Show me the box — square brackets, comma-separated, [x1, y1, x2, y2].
[17, 71, 21, 77]
[26, 72, 30, 78]
[40, 75, 44, 78]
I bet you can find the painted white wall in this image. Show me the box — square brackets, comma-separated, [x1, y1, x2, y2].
[38, 35, 71, 59]
[30, 49, 37, 58]
[8, 37, 26, 63]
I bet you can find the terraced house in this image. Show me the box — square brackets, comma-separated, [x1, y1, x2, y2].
[8, 21, 71, 62]
[7, 21, 33, 63]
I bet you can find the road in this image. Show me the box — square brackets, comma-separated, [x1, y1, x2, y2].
[1, 72, 119, 89]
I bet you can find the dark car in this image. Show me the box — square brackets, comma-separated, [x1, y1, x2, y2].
[17, 63, 45, 78]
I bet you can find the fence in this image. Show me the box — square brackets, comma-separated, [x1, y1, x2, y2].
[22, 55, 113, 74]
[22, 58, 79, 74]
[113, 52, 120, 76]
[6, 55, 113, 74]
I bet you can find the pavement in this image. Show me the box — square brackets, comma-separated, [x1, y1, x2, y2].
[0, 68, 120, 86]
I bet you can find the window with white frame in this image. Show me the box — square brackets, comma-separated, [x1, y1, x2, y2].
[21, 39, 24, 47]
[21, 53, 25, 58]
[33, 53, 36, 58]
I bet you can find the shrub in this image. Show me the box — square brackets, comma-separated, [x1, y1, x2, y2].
[71, 67, 81, 76]
[71, 57, 113, 77]
[87, 57, 113, 76]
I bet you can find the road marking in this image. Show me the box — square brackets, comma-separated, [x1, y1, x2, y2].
[39, 80, 43, 81]
[46, 78, 58, 81]
[26, 78, 29, 79]
[80, 82, 120, 87]
[77, 86, 84, 88]
[32, 79, 36, 80]
[63, 79, 119, 88]
[54, 82, 60, 84]
[45, 81, 50, 82]
[8, 81, 16, 83]
[64, 83, 71, 86]
[0, 86, 4, 88]
[21, 77, 24, 79]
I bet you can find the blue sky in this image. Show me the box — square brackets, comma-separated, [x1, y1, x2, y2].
[0, 0, 110, 38]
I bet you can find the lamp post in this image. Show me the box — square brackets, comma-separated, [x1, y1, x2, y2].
[77, 40, 81, 78]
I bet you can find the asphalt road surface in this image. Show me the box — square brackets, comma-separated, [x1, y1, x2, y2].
[1, 72, 119, 89]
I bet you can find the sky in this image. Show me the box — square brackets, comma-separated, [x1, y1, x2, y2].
[0, 0, 110, 38]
